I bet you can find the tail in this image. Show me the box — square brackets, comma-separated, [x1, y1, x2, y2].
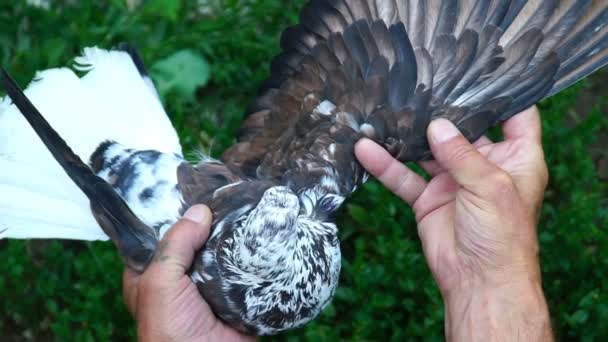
[0, 47, 181, 244]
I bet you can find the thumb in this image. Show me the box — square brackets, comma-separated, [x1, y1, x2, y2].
[146, 205, 212, 282]
[427, 119, 506, 196]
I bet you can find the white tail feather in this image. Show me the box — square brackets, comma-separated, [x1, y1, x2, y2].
[0, 47, 181, 241]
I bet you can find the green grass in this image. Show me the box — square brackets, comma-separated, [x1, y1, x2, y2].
[1, 1, 607, 340]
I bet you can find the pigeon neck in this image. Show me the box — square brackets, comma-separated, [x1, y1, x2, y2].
[284, 159, 367, 199]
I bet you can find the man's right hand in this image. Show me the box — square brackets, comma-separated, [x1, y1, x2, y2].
[355, 107, 553, 341]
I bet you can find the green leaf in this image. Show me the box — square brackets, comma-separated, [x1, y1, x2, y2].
[150, 49, 210, 102]
[347, 204, 368, 224]
[570, 310, 589, 325]
[42, 38, 68, 66]
[144, 0, 182, 22]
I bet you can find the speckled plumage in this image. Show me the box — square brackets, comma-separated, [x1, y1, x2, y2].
[1, 0, 607, 336]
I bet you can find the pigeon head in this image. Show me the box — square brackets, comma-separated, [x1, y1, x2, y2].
[192, 183, 343, 335]
[242, 186, 301, 240]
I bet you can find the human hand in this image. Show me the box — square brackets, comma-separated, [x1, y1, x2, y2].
[355, 107, 553, 341]
[123, 205, 255, 342]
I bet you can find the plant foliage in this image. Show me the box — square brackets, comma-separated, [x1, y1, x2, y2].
[0, 1, 606, 340]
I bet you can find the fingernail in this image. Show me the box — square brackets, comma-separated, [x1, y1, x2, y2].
[429, 119, 461, 144]
[182, 205, 208, 223]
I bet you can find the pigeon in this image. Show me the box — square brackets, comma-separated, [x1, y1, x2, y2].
[1, 0, 607, 336]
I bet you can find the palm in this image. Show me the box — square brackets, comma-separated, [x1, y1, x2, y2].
[415, 138, 545, 292]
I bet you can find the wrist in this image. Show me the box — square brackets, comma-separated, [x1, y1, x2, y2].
[444, 278, 553, 342]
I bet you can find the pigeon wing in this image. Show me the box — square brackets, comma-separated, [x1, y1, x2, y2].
[223, 0, 608, 170]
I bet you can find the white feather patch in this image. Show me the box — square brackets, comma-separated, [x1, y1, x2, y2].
[314, 100, 336, 115]
[0, 47, 182, 241]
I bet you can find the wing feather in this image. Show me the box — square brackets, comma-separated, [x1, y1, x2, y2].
[224, 0, 608, 171]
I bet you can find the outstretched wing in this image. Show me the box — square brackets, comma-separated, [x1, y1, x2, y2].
[223, 0, 608, 174]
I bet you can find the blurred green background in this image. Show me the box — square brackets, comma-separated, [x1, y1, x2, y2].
[0, 1, 606, 340]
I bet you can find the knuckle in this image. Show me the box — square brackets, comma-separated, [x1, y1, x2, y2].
[138, 274, 155, 294]
[171, 218, 191, 231]
[392, 167, 412, 194]
[376, 157, 397, 179]
[445, 142, 477, 165]
[162, 219, 193, 240]
[486, 171, 516, 199]
[538, 159, 549, 189]
[539, 167, 549, 191]
[138, 271, 166, 295]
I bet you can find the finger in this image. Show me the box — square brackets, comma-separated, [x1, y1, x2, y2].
[123, 269, 140, 316]
[502, 106, 542, 143]
[355, 138, 427, 205]
[145, 205, 212, 282]
[474, 135, 494, 148]
[412, 172, 460, 223]
[419, 161, 443, 177]
[427, 119, 505, 195]
[419, 135, 493, 176]
[478, 139, 548, 215]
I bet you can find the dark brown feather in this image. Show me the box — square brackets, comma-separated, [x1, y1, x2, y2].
[223, 0, 608, 176]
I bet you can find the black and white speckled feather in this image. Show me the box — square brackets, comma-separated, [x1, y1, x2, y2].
[91, 141, 185, 238]
[1, 0, 607, 336]
[190, 185, 342, 334]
